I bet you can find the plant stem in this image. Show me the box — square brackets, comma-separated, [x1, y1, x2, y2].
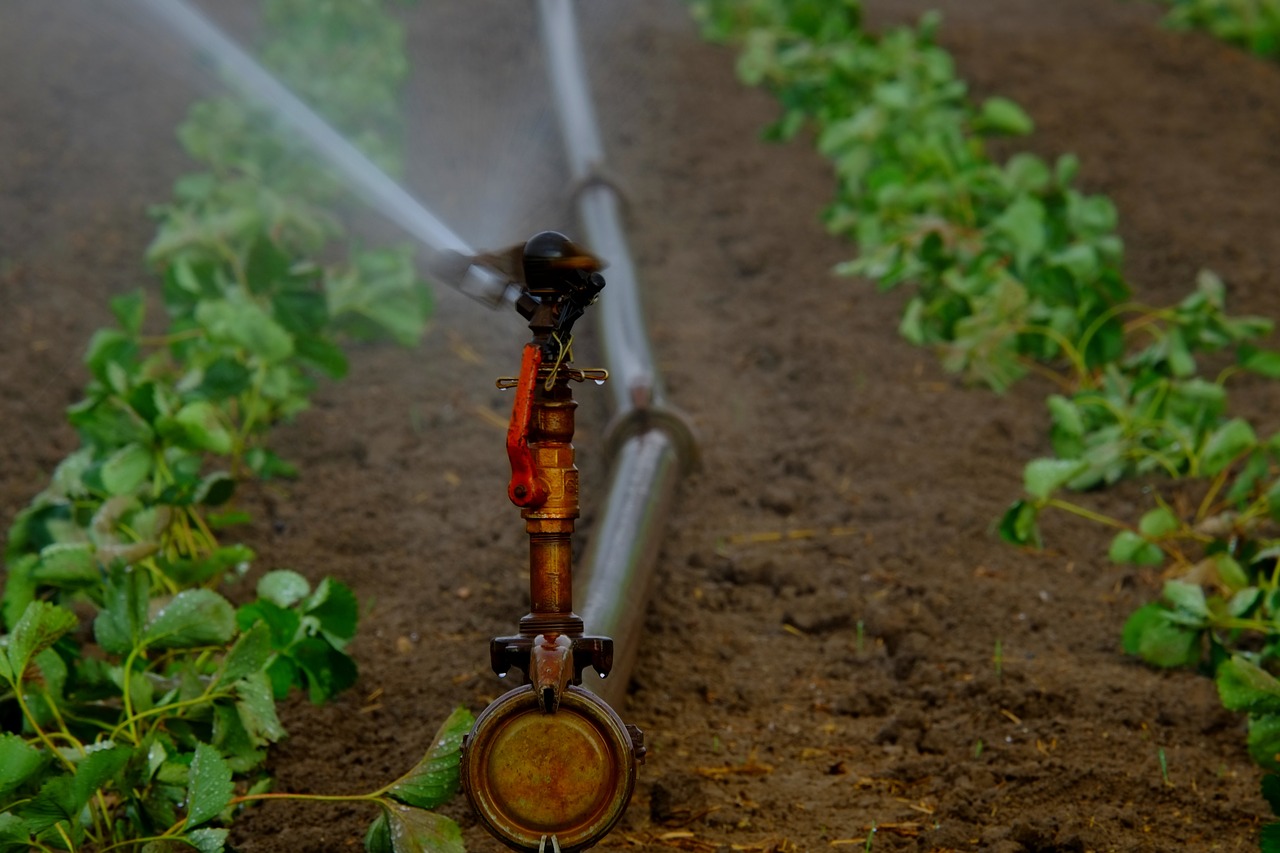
[1042, 498, 1130, 530]
[230, 791, 386, 806]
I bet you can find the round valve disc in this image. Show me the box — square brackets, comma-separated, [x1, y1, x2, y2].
[462, 684, 637, 852]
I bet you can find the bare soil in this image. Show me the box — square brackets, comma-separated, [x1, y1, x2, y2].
[3, 1, 1280, 851]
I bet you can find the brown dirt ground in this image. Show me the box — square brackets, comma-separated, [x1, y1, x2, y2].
[4, 1, 1280, 851]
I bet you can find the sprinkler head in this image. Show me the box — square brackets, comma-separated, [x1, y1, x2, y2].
[521, 231, 603, 296]
[518, 231, 605, 337]
[462, 685, 644, 852]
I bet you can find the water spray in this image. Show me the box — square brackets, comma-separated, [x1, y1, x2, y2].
[460, 232, 645, 852]
[131, 0, 516, 307]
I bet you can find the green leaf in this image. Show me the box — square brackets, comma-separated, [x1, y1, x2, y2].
[110, 290, 146, 337]
[0, 813, 32, 851]
[992, 195, 1046, 272]
[295, 336, 349, 379]
[365, 811, 393, 853]
[1122, 604, 1202, 668]
[1240, 346, 1280, 379]
[84, 328, 137, 384]
[0, 734, 48, 799]
[170, 401, 235, 455]
[386, 707, 474, 809]
[195, 298, 294, 362]
[194, 472, 236, 507]
[34, 542, 99, 586]
[95, 567, 150, 655]
[144, 590, 237, 650]
[19, 775, 78, 834]
[977, 96, 1034, 136]
[71, 743, 133, 808]
[1261, 821, 1280, 853]
[1219, 554, 1251, 593]
[1201, 418, 1257, 477]
[244, 447, 298, 480]
[197, 358, 252, 400]
[236, 599, 301, 650]
[305, 578, 359, 645]
[185, 742, 233, 829]
[186, 828, 230, 853]
[1251, 713, 1280, 771]
[1217, 656, 1280, 714]
[1137, 507, 1179, 538]
[1263, 773, 1280, 816]
[292, 636, 358, 703]
[1107, 531, 1164, 567]
[257, 570, 311, 608]
[372, 804, 464, 853]
[6, 601, 78, 683]
[217, 622, 273, 688]
[998, 500, 1041, 547]
[1022, 458, 1085, 501]
[235, 672, 287, 746]
[101, 443, 153, 496]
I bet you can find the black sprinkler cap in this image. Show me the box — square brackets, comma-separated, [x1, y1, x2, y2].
[521, 231, 603, 296]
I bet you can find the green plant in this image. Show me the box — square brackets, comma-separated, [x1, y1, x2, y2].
[0, 595, 470, 851]
[688, 0, 1280, 825]
[693, 0, 1129, 392]
[0, 1, 461, 850]
[1161, 0, 1280, 61]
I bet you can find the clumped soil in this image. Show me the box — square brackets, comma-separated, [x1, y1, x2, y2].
[3, 1, 1280, 851]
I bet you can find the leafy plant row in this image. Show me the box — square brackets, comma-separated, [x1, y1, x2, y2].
[1160, 0, 1280, 61]
[688, 0, 1280, 835]
[1, 2, 469, 851]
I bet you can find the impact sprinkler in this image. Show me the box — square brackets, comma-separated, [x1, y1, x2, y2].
[461, 232, 646, 853]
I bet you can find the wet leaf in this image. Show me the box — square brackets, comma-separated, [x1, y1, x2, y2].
[0, 813, 32, 851]
[33, 542, 98, 586]
[185, 743, 233, 829]
[235, 671, 287, 746]
[257, 570, 311, 608]
[386, 707, 474, 809]
[145, 590, 236, 650]
[71, 743, 133, 808]
[186, 828, 230, 853]
[0, 734, 48, 798]
[95, 567, 150, 655]
[6, 601, 78, 683]
[217, 622, 273, 688]
[373, 803, 464, 853]
[305, 577, 359, 645]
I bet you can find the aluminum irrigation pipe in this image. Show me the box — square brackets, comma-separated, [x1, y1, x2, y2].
[535, 0, 698, 708]
[133, 0, 515, 308]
